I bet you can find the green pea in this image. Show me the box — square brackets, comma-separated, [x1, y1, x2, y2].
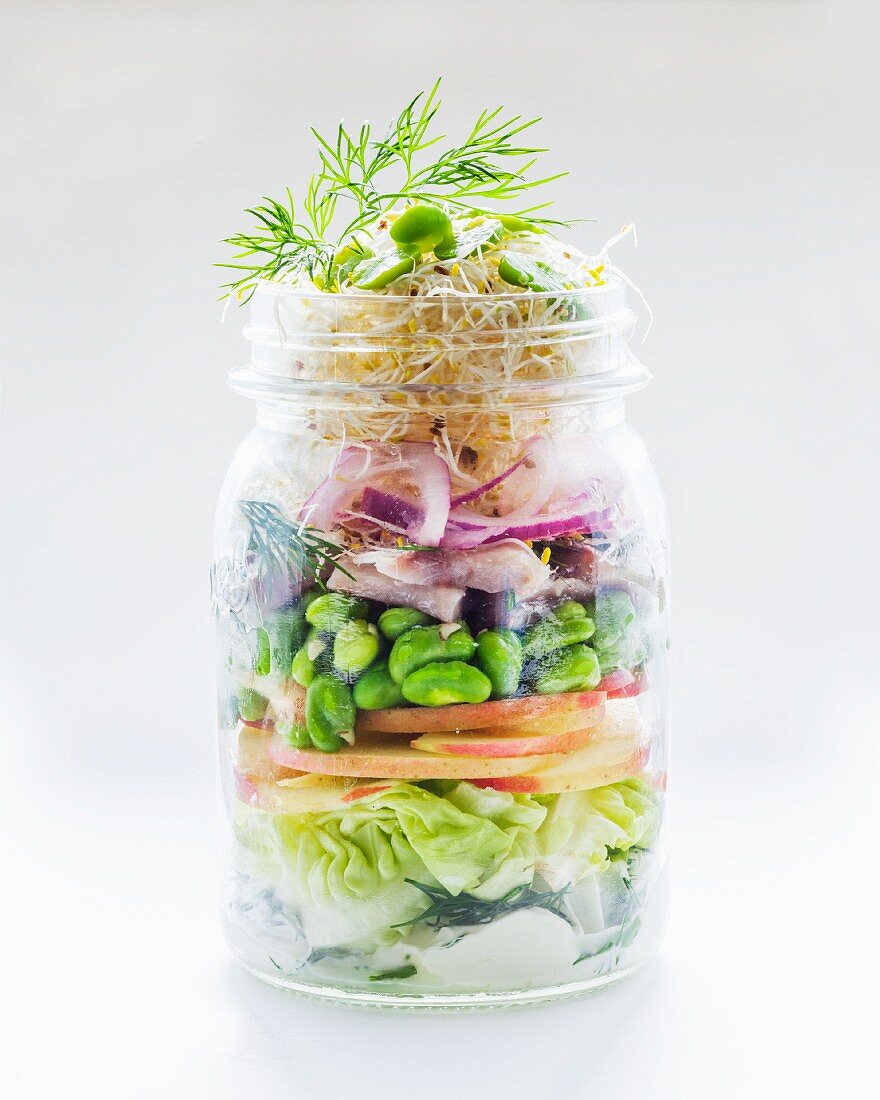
[475, 629, 523, 699]
[401, 661, 492, 707]
[349, 246, 419, 289]
[305, 674, 355, 753]
[593, 590, 637, 651]
[353, 662, 406, 710]
[333, 619, 381, 676]
[305, 592, 370, 632]
[277, 719, 311, 749]
[434, 219, 503, 261]
[378, 606, 437, 641]
[522, 613, 595, 660]
[388, 623, 475, 684]
[390, 205, 453, 253]
[535, 644, 602, 695]
[237, 687, 269, 723]
[254, 627, 271, 676]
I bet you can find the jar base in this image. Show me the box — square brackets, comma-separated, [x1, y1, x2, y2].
[232, 953, 649, 1011]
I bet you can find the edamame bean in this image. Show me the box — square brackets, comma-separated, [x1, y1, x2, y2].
[305, 592, 369, 632]
[349, 247, 419, 290]
[522, 612, 595, 660]
[388, 623, 475, 684]
[305, 674, 355, 753]
[390, 204, 453, 253]
[333, 619, 381, 676]
[352, 662, 406, 710]
[534, 644, 602, 695]
[401, 661, 492, 707]
[378, 606, 436, 641]
[475, 629, 523, 698]
[237, 687, 269, 723]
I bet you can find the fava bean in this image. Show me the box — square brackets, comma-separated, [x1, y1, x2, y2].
[535, 644, 602, 695]
[593, 590, 637, 650]
[388, 623, 475, 684]
[349, 247, 419, 290]
[434, 218, 503, 261]
[290, 635, 322, 687]
[305, 592, 369, 632]
[475, 628, 523, 698]
[378, 606, 436, 641]
[305, 674, 356, 753]
[254, 627, 271, 676]
[237, 687, 269, 723]
[390, 204, 453, 253]
[553, 600, 588, 622]
[277, 719, 311, 749]
[267, 608, 306, 674]
[333, 619, 381, 676]
[352, 662, 406, 710]
[401, 660, 492, 707]
[522, 612, 595, 660]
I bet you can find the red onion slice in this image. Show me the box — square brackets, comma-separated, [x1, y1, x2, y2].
[400, 443, 450, 547]
[450, 436, 538, 507]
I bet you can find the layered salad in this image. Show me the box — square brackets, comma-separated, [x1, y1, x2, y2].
[214, 84, 668, 1000]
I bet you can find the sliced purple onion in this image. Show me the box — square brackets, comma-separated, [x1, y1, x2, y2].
[399, 443, 450, 547]
[360, 487, 424, 531]
[450, 436, 538, 507]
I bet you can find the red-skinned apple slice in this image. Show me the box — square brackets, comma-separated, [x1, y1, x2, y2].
[469, 700, 649, 793]
[355, 690, 606, 735]
[234, 766, 405, 813]
[267, 734, 561, 779]
[410, 717, 601, 758]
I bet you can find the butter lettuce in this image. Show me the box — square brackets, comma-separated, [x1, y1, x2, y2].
[234, 777, 658, 951]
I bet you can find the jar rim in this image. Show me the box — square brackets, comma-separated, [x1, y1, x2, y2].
[232, 275, 650, 408]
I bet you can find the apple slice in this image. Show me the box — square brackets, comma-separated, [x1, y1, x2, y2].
[410, 720, 600, 758]
[356, 690, 606, 735]
[267, 734, 560, 779]
[234, 766, 405, 813]
[470, 700, 649, 793]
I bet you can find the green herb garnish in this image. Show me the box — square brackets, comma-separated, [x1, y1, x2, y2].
[395, 879, 570, 929]
[239, 499, 352, 591]
[220, 79, 570, 301]
[369, 964, 418, 982]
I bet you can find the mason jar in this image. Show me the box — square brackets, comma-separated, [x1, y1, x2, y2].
[212, 281, 669, 1007]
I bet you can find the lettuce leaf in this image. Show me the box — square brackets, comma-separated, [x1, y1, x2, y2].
[234, 777, 658, 951]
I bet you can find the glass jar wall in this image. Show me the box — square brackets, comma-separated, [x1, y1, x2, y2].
[212, 284, 669, 1007]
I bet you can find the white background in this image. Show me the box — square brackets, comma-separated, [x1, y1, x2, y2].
[1, 1, 878, 1096]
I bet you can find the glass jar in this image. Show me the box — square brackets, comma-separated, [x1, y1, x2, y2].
[212, 280, 669, 1007]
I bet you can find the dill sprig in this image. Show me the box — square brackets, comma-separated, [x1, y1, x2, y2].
[239, 499, 351, 590]
[220, 79, 569, 301]
[394, 878, 571, 930]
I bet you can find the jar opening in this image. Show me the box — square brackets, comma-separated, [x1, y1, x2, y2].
[230, 278, 649, 411]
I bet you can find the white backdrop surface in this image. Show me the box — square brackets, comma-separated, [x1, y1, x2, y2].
[1, 1, 878, 1097]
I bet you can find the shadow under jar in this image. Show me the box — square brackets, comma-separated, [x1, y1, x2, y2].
[212, 281, 670, 1008]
